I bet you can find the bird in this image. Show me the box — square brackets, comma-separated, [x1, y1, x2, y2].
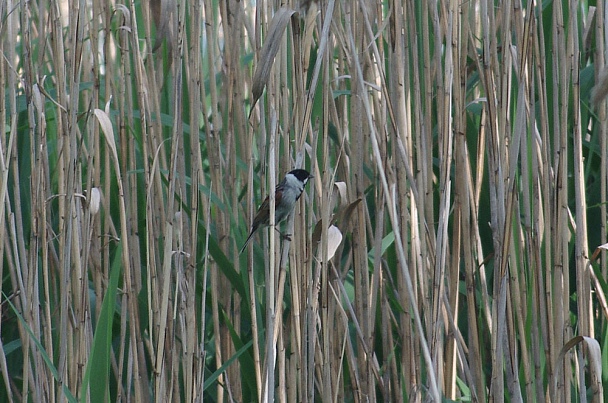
[240, 169, 313, 254]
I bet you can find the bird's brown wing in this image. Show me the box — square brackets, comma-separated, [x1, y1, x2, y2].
[256, 188, 283, 217]
[240, 190, 284, 254]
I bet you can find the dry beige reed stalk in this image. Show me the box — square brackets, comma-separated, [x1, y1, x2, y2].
[4, 0, 607, 401]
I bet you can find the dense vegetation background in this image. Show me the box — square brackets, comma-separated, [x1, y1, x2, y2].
[2, 0, 608, 401]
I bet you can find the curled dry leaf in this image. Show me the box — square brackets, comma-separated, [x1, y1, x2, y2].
[311, 199, 361, 247]
[311, 221, 343, 260]
[89, 187, 101, 215]
[554, 336, 603, 401]
[325, 225, 342, 260]
[334, 198, 362, 230]
[250, 7, 297, 113]
[94, 108, 119, 165]
[114, 4, 131, 27]
[334, 182, 347, 207]
[311, 219, 324, 247]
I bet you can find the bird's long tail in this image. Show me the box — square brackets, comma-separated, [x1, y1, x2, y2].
[239, 230, 256, 255]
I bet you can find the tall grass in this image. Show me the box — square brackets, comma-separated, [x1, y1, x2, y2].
[2, 0, 607, 401]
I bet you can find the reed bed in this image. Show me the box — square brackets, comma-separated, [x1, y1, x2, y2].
[2, 0, 607, 401]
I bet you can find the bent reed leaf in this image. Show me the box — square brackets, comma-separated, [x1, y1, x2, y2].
[251, 7, 297, 112]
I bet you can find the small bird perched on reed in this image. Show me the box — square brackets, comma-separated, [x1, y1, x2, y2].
[240, 169, 313, 254]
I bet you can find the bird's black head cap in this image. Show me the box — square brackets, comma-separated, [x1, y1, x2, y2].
[289, 169, 313, 182]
